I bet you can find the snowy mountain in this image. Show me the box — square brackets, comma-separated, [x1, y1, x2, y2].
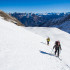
[0, 16, 70, 70]
[41, 14, 70, 33]
[0, 10, 23, 26]
[11, 12, 70, 33]
[11, 12, 65, 27]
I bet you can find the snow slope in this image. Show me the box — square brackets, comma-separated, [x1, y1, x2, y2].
[0, 17, 70, 70]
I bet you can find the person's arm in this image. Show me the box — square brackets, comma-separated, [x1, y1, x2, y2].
[60, 45, 62, 50]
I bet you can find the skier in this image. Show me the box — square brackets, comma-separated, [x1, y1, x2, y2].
[46, 37, 50, 45]
[53, 41, 62, 57]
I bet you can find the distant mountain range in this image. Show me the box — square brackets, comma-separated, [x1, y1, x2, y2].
[0, 10, 70, 33]
[10, 12, 70, 33]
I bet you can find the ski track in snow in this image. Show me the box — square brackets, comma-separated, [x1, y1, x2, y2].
[40, 42, 70, 70]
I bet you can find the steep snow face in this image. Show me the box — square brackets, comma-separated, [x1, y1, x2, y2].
[0, 17, 70, 70]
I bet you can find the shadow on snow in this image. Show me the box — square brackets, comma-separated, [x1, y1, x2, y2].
[40, 50, 55, 56]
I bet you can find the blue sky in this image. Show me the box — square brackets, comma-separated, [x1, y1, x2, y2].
[0, 0, 70, 13]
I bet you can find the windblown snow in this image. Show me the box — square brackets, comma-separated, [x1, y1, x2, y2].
[0, 16, 70, 70]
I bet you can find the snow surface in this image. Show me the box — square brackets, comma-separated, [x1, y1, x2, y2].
[51, 20, 70, 33]
[0, 17, 70, 70]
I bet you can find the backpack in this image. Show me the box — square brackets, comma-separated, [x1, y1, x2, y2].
[55, 41, 60, 46]
[47, 38, 50, 41]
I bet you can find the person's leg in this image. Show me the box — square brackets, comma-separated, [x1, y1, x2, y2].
[55, 48, 57, 55]
[48, 41, 49, 45]
[55, 51, 56, 55]
[57, 48, 59, 57]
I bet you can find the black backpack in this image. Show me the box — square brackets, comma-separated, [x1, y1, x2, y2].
[55, 41, 60, 46]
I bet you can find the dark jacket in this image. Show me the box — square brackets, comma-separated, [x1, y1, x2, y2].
[53, 44, 62, 50]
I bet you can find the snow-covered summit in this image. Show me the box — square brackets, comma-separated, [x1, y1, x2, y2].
[0, 17, 70, 70]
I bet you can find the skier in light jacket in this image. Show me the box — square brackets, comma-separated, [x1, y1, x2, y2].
[46, 37, 50, 45]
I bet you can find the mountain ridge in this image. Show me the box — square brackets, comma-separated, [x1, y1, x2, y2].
[0, 10, 24, 26]
[11, 12, 70, 33]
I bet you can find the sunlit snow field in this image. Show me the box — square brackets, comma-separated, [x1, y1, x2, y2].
[0, 17, 70, 70]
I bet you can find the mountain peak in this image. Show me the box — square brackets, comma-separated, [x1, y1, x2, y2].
[0, 10, 24, 26]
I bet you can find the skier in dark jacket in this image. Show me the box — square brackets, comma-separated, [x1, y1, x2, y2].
[53, 41, 62, 57]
